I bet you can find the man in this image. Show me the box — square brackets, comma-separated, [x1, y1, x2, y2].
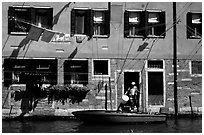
[117, 82, 140, 112]
[125, 82, 140, 111]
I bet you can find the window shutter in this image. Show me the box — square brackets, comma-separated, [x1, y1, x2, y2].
[105, 10, 110, 36]
[31, 7, 36, 25]
[141, 11, 148, 38]
[187, 12, 192, 38]
[124, 10, 129, 37]
[197, 13, 202, 37]
[155, 11, 166, 37]
[86, 9, 93, 38]
[71, 9, 76, 36]
[47, 8, 53, 30]
[8, 7, 15, 34]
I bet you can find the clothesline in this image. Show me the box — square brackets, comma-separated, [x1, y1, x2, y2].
[10, 16, 87, 43]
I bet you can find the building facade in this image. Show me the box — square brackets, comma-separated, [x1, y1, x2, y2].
[2, 2, 202, 115]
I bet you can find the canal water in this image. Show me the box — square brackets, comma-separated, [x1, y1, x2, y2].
[2, 117, 202, 133]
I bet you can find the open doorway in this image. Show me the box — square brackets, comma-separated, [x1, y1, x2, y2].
[147, 72, 164, 106]
[124, 71, 140, 108]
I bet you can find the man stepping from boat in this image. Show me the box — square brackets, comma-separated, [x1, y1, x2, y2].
[117, 82, 140, 112]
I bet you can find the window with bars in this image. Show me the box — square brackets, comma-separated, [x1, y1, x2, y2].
[64, 60, 88, 85]
[187, 12, 202, 39]
[191, 61, 202, 75]
[124, 10, 166, 38]
[8, 6, 53, 35]
[71, 9, 110, 37]
[3, 59, 57, 86]
[147, 60, 163, 69]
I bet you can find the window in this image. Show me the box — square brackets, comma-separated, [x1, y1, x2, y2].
[93, 59, 110, 76]
[190, 60, 202, 76]
[64, 60, 88, 85]
[124, 10, 165, 38]
[147, 60, 163, 69]
[93, 10, 110, 36]
[3, 59, 57, 87]
[124, 10, 145, 37]
[8, 6, 53, 35]
[187, 12, 202, 39]
[71, 8, 110, 37]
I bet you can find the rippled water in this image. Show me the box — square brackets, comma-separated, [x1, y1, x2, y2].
[2, 117, 202, 133]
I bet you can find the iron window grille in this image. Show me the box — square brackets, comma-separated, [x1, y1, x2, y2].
[147, 60, 163, 69]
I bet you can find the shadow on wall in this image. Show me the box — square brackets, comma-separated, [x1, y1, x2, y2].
[9, 38, 31, 58]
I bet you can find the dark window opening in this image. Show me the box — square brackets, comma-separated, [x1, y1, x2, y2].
[3, 59, 57, 87]
[8, 6, 53, 35]
[187, 12, 202, 39]
[192, 61, 202, 74]
[93, 60, 109, 75]
[148, 72, 164, 105]
[64, 60, 88, 85]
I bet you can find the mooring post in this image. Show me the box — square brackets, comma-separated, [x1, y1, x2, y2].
[105, 84, 108, 110]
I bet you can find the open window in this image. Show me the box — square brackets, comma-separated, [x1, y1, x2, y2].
[124, 10, 165, 38]
[147, 11, 166, 37]
[71, 8, 110, 38]
[8, 6, 53, 35]
[71, 9, 93, 37]
[93, 10, 110, 37]
[187, 12, 202, 39]
[124, 10, 145, 37]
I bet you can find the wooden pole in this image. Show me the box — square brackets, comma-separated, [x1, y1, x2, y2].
[173, 2, 178, 117]
[109, 77, 112, 110]
[105, 84, 108, 110]
[189, 95, 194, 116]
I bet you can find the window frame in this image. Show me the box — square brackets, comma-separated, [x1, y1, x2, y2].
[124, 9, 166, 38]
[71, 8, 93, 38]
[71, 8, 110, 38]
[189, 60, 202, 77]
[187, 12, 202, 39]
[92, 59, 111, 77]
[8, 6, 53, 35]
[93, 9, 110, 38]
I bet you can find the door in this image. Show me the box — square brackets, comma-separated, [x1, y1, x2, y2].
[124, 71, 140, 108]
[147, 72, 164, 106]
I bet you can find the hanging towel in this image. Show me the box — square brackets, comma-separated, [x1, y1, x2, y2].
[41, 29, 55, 43]
[26, 25, 44, 41]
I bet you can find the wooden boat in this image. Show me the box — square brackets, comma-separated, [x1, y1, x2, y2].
[72, 110, 167, 123]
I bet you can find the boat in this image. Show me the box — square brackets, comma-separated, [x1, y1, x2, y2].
[72, 110, 167, 123]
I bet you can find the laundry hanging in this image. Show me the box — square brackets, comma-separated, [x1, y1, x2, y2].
[41, 29, 55, 43]
[26, 25, 44, 41]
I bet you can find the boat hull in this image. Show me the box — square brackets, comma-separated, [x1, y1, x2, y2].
[72, 110, 167, 123]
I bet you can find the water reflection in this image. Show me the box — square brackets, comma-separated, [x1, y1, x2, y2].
[2, 117, 202, 133]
